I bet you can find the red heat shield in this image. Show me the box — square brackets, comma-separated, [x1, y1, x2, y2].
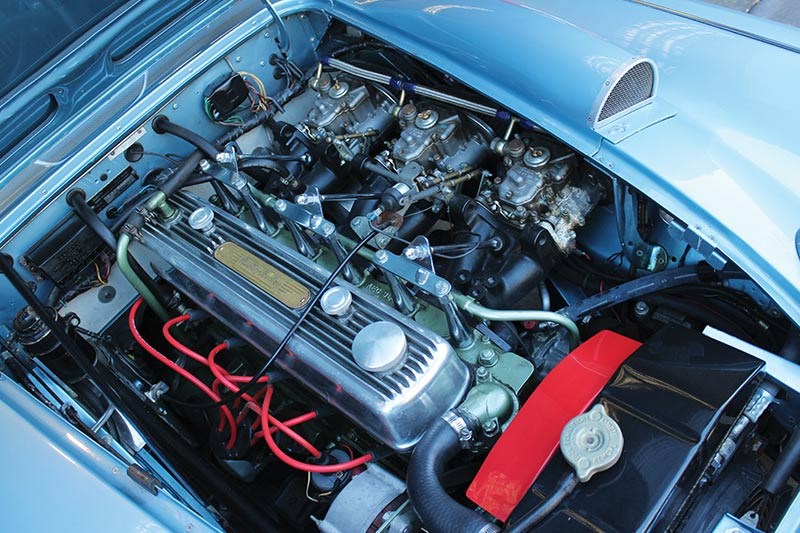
[466, 330, 641, 521]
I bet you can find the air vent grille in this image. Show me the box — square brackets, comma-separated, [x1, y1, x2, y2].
[598, 61, 654, 122]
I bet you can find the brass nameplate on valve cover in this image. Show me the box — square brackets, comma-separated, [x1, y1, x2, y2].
[214, 242, 310, 309]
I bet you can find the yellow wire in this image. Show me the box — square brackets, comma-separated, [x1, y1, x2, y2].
[94, 263, 107, 285]
[238, 71, 268, 110]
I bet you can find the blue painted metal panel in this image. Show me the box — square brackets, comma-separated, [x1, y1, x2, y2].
[0, 372, 221, 532]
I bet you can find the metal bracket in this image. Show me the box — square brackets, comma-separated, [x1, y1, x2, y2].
[666, 218, 728, 270]
[273, 199, 335, 238]
[614, 179, 667, 272]
[373, 249, 450, 297]
[402, 235, 435, 272]
[351, 215, 393, 248]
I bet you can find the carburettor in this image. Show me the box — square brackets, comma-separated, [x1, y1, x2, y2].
[480, 137, 602, 252]
[390, 104, 489, 173]
[302, 73, 396, 154]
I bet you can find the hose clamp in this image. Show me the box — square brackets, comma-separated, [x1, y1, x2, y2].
[442, 410, 473, 448]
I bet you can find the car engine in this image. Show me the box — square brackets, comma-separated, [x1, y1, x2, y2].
[2, 13, 800, 533]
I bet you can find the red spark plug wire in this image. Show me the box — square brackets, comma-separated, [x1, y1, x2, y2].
[261, 386, 373, 473]
[207, 343, 321, 458]
[128, 299, 237, 449]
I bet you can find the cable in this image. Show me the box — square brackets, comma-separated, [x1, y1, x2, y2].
[183, 229, 379, 409]
[251, 412, 317, 441]
[165, 320, 322, 455]
[505, 472, 579, 532]
[206, 343, 320, 458]
[162, 315, 209, 366]
[260, 386, 373, 473]
[128, 299, 237, 449]
[563, 265, 748, 320]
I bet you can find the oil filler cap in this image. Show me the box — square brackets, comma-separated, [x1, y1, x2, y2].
[352, 321, 407, 373]
[560, 404, 623, 482]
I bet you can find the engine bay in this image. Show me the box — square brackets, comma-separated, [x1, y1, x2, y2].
[3, 10, 800, 533]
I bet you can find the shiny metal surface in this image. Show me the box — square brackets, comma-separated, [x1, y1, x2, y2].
[139, 192, 470, 451]
[320, 286, 352, 317]
[352, 321, 408, 373]
[188, 206, 215, 233]
[317, 465, 414, 533]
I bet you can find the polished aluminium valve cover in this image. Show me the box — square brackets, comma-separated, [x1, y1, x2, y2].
[137, 192, 470, 451]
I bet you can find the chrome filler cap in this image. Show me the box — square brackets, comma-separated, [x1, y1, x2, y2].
[352, 321, 407, 373]
[320, 286, 352, 317]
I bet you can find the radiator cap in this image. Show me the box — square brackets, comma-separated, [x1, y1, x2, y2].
[560, 403, 623, 482]
[352, 321, 407, 373]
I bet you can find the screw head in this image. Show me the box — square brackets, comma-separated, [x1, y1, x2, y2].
[275, 200, 287, 212]
[374, 250, 388, 263]
[434, 279, 450, 296]
[633, 300, 650, 317]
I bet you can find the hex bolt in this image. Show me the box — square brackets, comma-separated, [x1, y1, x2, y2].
[309, 215, 322, 229]
[374, 250, 388, 264]
[482, 419, 498, 436]
[475, 366, 490, 383]
[633, 300, 650, 318]
[415, 268, 430, 285]
[275, 200, 287, 212]
[478, 349, 498, 367]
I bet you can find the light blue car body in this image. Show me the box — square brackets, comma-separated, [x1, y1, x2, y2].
[0, 0, 798, 530]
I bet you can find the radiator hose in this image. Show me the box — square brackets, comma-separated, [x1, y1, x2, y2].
[407, 416, 498, 533]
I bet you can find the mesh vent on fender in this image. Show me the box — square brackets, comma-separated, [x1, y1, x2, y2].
[593, 59, 656, 125]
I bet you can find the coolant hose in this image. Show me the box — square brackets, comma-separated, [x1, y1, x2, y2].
[452, 293, 580, 349]
[407, 417, 498, 533]
[117, 191, 174, 321]
[117, 234, 170, 321]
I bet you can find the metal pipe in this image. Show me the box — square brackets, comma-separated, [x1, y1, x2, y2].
[117, 192, 171, 321]
[452, 293, 580, 349]
[324, 57, 500, 117]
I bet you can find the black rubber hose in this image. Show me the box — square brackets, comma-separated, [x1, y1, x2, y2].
[762, 428, 800, 494]
[564, 265, 748, 320]
[210, 180, 239, 213]
[238, 187, 272, 234]
[67, 191, 172, 310]
[152, 116, 219, 159]
[407, 417, 496, 533]
[157, 110, 271, 200]
[505, 473, 579, 532]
